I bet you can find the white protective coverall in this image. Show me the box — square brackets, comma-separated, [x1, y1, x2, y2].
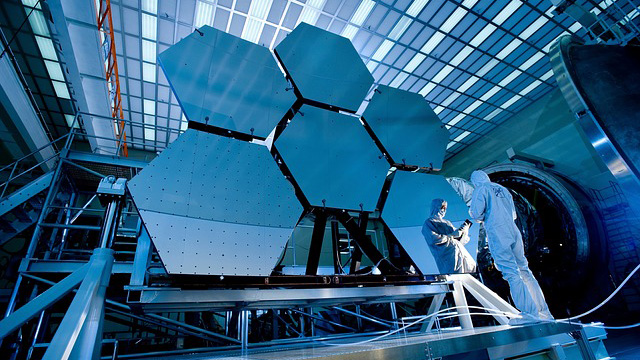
[469, 170, 553, 320]
[446, 177, 475, 206]
[422, 199, 477, 274]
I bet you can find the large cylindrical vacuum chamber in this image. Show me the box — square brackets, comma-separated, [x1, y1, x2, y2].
[478, 163, 613, 317]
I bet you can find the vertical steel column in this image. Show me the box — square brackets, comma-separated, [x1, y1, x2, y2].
[99, 200, 120, 249]
[451, 280, 473, 330]
[309, 308, 315, 337]
[57, 192, 77, 259]
[239, 310, 249, 352]
[421, 293, 446, 333]
[389, 303, 399, 330]
[306, 211, 327, 275]
[42, 248, 115, 360]
[330, 218, 341, 274]
[349, 212, 368, 274]
[130, 229, 152, 286]
[570, 328, 597, 360]
[335, 211, 395, 274]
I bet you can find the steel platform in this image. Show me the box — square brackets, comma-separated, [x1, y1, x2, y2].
[154, 322, 609, 360]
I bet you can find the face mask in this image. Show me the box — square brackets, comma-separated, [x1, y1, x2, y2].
[438, 208, 446, 218]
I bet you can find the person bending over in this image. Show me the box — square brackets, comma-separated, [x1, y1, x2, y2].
[469, 170, 553, 324]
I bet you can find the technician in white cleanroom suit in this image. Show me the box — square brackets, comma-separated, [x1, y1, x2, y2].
[422, 199, 477, 274]
[469, 170, 553, 323]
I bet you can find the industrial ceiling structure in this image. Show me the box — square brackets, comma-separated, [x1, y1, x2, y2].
[4, 0, 638, 162]
[111, 0, 585, 158]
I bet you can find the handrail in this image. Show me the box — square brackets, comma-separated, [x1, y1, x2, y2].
[0, 110, 185, 200]
[0, 134, 69, 199]
[0, 133, 68, 174]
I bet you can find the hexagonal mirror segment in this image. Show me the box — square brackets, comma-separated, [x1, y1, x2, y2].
[128, 129, 303, 276]
[363, 85, 450, 170]
[158, 26, 296, 138]
[274, 23, 374, 113]
[274, 105, 389, 212]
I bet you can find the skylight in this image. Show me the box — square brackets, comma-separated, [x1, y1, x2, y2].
[420, 32, 445, 53]
[141, 13, 157, 40]
[350, 0, 375, 26]
[142, 63, 156, 83]
[142, 0, 157, 14]
[520, 17, 548, 40]
[44, 60, 65, 82]
[142, 40, 156, 63]
[27, 9, 50, 37]
[194, 1, 214, 28]
[372, 40, 394, 61]
[298, 0, 326, 26]
[403, 53, 426, 73]
[389, 72, 409, 87]
[500, 95, 522, 109]
[493, 0, 521, 25]
[519, 80, 542, 96]
[242, 18, 263, 43]
[469, 24, 497, 47]
[34, 36, 58, 61]
[52, 81, 70, 99]
[388, 16, 412, 41]
[342, 25, 358, 40]
[144, 114, 156, 141]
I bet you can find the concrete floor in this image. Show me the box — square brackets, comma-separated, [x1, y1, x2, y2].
[604, 327, 640, 360]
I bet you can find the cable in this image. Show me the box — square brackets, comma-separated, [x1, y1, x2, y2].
[559, 263, 640, 321]
[314, 263, 640, 347]
[315, 305, 518, 347]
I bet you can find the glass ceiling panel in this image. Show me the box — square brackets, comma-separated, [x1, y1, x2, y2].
[106, 0, 611, 156]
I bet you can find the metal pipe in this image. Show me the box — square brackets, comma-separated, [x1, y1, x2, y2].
[289, 309, 357, 332]
[57, 192, 77, 260]
[101, 330, 390, 359]
[21, 273, 239, 345]
[105, 306, 227, 344]
[26, 311, 45, 360]
[70, 194, 97, 224]
[38, 223, 102, 231]
[99, 200, 118, 248]
[332, 306, 392, 328]
[240, 310, 249, 352]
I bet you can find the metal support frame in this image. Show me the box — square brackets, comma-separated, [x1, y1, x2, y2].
[0, 264, 88, 339]
[129, 228, 152, 286]
[0, 123, 613, 359]
[332, 306, 392, 329]
[43, 248, 115, 360]
[569, 327, 598, 360]
[420, 293, 446, 333]
[239, 310, 249, 352]
[448, 274, 516, 325]
[451, 278, 473, 330]
[334, 210, 397, 274]
[348, 212, 368, 274]
[330, 217, 341, 274]
[305, 210, 327, 275]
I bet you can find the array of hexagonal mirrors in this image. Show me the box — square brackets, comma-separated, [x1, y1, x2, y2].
[128, 22, 475, 277]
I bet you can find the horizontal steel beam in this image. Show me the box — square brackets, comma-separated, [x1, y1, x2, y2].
[129, 284, 450, 312]
[65, 150, 150, 169]
[25, 259, 165, 276]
